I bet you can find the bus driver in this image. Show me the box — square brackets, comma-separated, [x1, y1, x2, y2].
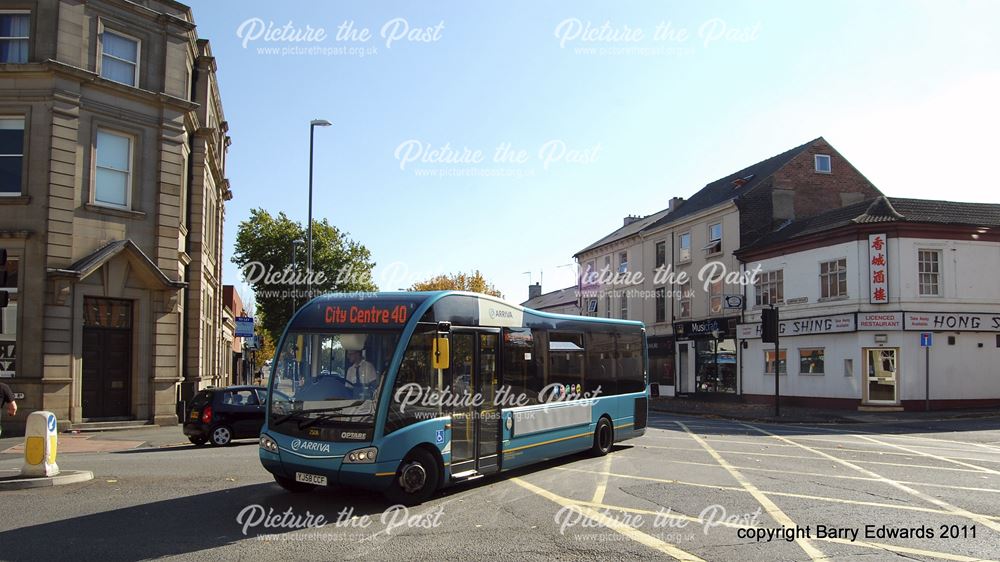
[346, 349, 377, 392]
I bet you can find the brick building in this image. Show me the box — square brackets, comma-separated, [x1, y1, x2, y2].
[574, 137, 881, 396]
[0, 0, 230, 431]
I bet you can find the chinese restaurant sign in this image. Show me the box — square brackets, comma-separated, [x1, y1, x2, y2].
[869, 234, 888, 304]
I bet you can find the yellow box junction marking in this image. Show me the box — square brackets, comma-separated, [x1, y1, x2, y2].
[675, 422, 827, 561]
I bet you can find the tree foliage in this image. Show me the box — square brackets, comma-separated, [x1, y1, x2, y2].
[410, 270, 503, 298]
[232, 208, 377, 342]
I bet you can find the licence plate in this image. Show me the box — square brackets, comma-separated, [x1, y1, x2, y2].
[190, 410, 199, 420]
[295, 472, 328, 486]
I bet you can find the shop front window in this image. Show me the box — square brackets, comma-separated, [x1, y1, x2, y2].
[695, 337, 736, 393]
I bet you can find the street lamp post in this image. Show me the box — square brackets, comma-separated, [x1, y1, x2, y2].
[307, 119, 332, 297]
[291, 239, 304, 316]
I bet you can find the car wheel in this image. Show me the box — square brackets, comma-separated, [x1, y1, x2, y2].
[210, 425, 233, 446]
[188, 436, 207, 447]
[384, 448, 440, 506]
[274, 475, 315, 493]
[591, 417, 614, 456]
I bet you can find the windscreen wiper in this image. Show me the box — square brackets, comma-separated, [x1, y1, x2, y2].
[271, 400, 366, 427]
[297, 401, 372, 430]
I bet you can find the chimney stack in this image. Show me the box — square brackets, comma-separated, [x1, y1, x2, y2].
[623, 215, 641, 227]
[528, 282, 542, 300]
[668, 197, 684, 212]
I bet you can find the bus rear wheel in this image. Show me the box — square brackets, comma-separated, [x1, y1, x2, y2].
[385, 448, 440, 506]
[592, 417, 614, 456]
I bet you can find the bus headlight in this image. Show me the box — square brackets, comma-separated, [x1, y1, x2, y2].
[344, 447, 378, 464]
[259, 434, 278, 454]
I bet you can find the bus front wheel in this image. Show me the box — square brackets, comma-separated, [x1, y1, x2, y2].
[385, 448, 440, 506]
[592, 417, 614, 456]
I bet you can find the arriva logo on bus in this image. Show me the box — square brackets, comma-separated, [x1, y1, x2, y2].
[290, 439, 332, 453]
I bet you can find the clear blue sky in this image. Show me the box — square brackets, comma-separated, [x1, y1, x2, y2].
[186, 0, 1000, 305]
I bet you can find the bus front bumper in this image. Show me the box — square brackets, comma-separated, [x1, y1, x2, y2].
[260, 442, 398, 492]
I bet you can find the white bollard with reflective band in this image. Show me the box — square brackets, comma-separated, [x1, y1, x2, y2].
[21, 411, 60, 477]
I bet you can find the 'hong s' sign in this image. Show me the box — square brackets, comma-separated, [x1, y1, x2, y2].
[869, 234, 888, 304]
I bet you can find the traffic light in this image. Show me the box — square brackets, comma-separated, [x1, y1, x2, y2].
[761, 306, 779, 343]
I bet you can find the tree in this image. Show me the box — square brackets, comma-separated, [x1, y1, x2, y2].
[232, 208, 377, 343]
[410, 270, 503, 298]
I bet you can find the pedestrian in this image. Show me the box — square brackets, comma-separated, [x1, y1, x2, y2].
[0, 382, 16, 438]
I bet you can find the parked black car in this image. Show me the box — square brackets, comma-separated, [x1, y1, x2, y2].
[183, 386, 267, 446]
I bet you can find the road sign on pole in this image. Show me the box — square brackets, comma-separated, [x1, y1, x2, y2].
[921, 332, 933, 411]
[235, 316, 255, 338]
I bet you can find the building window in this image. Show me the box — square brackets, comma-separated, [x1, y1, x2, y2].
[95, 130, 133, 208]
[764, 349, 787, 375]
[655, 287, 665, 323]
[100, 30, 140, 87]
[678, 281, 691, 318]
[0, 13, 29, 63]
[814, 154, 831, 173]
[709, 279, 723, 315]
[655, 241, 666, 269]
[619, 293, 627, 319]
[678, 233, 691, 262]
[844, 358, 853, 377]
[603, 255, 611, 276]
[1, 256, 18, 378]
[585, 298, 598, 315]
[604, 294, 611, 319]
[799, 348, 825, 374]
[820, 258, 847, 299]
[918, 250, 941, 296]
[0, 117, 24, 195]
[755, 270, 783, 306]
[618, 251, 628, 273]
[705, 223, 722, 255]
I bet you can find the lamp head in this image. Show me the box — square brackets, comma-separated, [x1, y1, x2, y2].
[310, 119, 332, 127]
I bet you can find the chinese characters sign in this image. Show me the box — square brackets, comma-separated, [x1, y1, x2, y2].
[868, 234, 888, 304]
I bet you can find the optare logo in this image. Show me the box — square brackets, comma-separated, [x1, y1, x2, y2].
[290, 438, 331, 453]
[340, 431, 367, 440]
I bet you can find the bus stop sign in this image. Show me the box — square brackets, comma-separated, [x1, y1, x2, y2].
[920, 332, 933, 347]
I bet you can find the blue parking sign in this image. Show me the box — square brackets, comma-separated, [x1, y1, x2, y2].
[435, 429, 445, 444]
[920, 332, 933, 347]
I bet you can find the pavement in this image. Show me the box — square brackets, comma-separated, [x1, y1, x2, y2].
[650, 396, 1000, 424]
[0, 415, 998, 560]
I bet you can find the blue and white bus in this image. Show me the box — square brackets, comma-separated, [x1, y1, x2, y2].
[259, 291, 648, 504]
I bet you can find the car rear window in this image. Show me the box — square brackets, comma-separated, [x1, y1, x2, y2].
[190, 391, 213, 409]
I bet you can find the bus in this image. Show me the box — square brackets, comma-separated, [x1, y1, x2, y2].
[259, 291, 648, 504]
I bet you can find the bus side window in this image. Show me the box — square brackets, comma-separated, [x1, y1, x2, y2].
[502, 328, 541, 405]
[385, 329, 441, 434]
[586, 331, 617, 396]
[617, 331, 645, 394]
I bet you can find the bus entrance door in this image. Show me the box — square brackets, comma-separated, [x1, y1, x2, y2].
[449, 330, 501, 478]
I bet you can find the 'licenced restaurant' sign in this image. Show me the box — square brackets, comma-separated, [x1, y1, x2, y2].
[904, 312, 1000, 332]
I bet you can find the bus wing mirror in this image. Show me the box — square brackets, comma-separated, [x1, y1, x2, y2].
[432, 336, 450, 370]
